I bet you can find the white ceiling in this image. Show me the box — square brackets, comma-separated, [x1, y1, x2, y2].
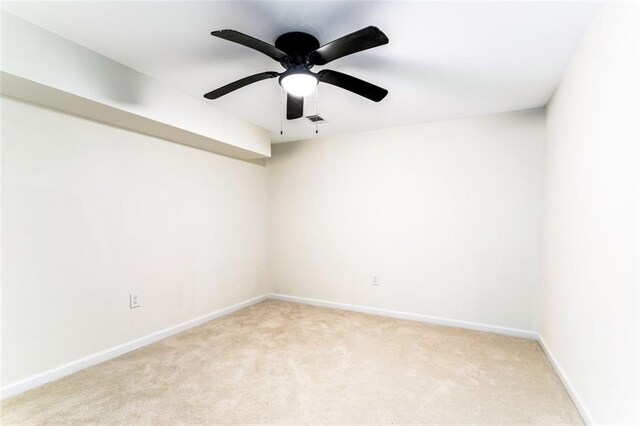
[2, 1, 601, 143]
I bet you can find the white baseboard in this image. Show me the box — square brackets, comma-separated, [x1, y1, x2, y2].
[269, 293, 539, 340]
[538, 335, 594, 425]
[0, 294, 269, 400]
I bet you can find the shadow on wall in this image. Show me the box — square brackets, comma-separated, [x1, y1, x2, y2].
[247, 158, 268, 167]
[87, 57, 145, 105]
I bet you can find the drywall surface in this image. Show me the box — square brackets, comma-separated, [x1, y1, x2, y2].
[542, 2, 639, 423]
[269, 109, 545, 332]
[0, 12, 270, 159]
[1, 96, 270, 388]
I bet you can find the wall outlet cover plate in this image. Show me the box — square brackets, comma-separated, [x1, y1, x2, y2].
[130, 293, 140, 309]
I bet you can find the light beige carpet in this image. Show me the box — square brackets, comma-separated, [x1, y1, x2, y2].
[2, 300, 582, 425]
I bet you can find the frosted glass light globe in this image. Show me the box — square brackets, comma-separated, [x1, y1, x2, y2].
[281, 73, 318, 97]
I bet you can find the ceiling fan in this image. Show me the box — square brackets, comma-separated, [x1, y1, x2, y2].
[203, 26, 389, 120]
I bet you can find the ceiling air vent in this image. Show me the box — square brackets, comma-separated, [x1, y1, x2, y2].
[306, 115, 325, 123]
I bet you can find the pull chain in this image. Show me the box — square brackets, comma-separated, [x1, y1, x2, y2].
[315, 84, 319, 134]
[279, 87, 284, 135]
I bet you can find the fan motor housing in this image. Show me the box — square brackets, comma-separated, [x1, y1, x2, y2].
[275, 32, 320, 66]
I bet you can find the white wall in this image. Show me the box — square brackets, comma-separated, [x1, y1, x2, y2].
[1, 96, 270, 388]
[541, 2, 639, 424]
[269, 109, 545, 332]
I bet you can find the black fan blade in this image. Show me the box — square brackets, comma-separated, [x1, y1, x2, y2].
[204, 72, 279, 99]
[212, 30, 288, 62]
[310, 26, 389, 66]
[287, 94, 304, 120]
[317, 70, 388, 102]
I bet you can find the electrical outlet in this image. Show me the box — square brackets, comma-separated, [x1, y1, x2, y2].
[372, 276, 380, 286]
[130, 292, 140, 309]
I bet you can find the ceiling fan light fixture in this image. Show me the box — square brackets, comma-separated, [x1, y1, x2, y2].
[280, 72, 318, 97]
[205, 26, 389, 118]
